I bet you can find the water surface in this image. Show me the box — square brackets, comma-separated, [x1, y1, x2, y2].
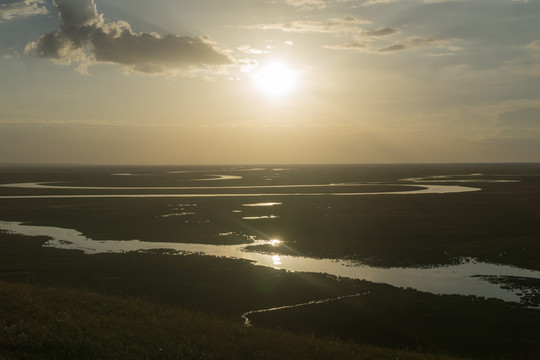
[1, 220, 538, 307]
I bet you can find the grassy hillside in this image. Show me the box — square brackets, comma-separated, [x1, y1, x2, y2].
[0, 281, 466, 360]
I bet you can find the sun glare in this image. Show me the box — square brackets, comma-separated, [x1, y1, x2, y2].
[269, 239, 281, 246]
[272, 255, 282, 266]
[253, 62, 298, 97]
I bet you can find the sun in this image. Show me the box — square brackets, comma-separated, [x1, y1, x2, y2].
[252, 62, 298, 97]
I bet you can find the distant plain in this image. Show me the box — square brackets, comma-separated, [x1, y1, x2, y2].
[1, 163, 539, 359]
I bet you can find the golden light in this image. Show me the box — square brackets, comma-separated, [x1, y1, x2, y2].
[269, 239, 281, 247]
[252, 62, 298, 97]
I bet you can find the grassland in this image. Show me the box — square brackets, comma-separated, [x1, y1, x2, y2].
[1, 280, 470, 360]
[1, 232, 539, 359]
[1, 164, 539, 359]
[0, 164, 538, 270]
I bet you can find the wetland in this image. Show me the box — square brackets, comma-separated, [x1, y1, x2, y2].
[1, 163, 539, 359]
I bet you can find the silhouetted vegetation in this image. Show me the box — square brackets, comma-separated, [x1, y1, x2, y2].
[0, 231, 538, 359]
[0, 281, 470, 360]
[0, 164, 538, 269]
[1, 163, 539, 359]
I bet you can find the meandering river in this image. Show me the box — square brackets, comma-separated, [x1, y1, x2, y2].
[1, 220, 539, 307]
[1, 174, 538, 308]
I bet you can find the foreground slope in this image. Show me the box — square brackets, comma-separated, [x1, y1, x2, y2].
[0, 281, 466, 360]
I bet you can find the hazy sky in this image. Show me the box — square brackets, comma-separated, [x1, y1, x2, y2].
[1, 0, 539, 164]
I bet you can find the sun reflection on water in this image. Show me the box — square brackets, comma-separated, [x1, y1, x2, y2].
[270, 239, 281, 247]
[242, 202, 282, 207]
[2, 220, 539, 306]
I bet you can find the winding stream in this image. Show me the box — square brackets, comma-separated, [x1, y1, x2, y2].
[1, 220, 539, 308]
[0, 182, 480, 198]
[1, 174, 538, 312]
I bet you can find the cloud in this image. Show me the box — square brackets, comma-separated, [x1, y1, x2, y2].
[0, 0, 47, 21]
[377, 37, 448, 52]
[285, 0, 327, 10]
[362, 0, 487, 5]
[527, 40, 540, 49]
[24, 0, 231, 74]
[363, 28, 399, 37]
[284, 0, 352, 10]
[237, 45, 271, 55]
[326, 35, 456, 54]
[248, 16, 404, 54]
[249, 14, 452, 56]
[323, 28, 398, 50]
[247, 17, 370, 34]
[324, 41, 368, 51]
[363, 0, 400, 5]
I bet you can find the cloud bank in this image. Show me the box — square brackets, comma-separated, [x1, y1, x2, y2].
[248, 17, 370, 34]
[326, 35, 453, 54]
[248, 14, 454, 55]
[378, 36, 447, 52]
[0, 0, 47, 21]
[24, 0, 231, 74]
[284, 0, 352, 10]
[286, 0, 327, 10]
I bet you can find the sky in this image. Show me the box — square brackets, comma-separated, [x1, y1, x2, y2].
[1, 0, 539, 165]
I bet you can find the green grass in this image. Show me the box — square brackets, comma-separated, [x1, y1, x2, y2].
[0, 281, 467, 360]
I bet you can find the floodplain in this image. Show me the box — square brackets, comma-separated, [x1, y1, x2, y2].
[1, 163, 539, 359]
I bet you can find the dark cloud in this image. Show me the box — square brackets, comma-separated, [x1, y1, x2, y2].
[0, 0, 47, 21]
[24, 0, 231, 74]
